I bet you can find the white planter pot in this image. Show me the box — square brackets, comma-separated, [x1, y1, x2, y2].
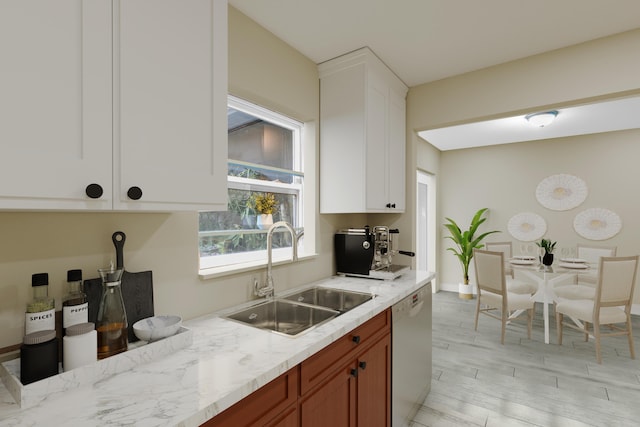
[458, 282, 474, 299]
[257, 213, 273, 230]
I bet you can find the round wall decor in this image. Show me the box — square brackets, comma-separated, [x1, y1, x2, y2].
[573, 208, 622, 240]
[536, 174, 588, 211]
[507, 212, 547, 242]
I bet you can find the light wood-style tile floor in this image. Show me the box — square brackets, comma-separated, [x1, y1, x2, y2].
[411, 291, 640, 427]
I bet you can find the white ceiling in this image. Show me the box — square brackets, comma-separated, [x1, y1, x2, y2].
[419, 96, 640, 151]
[228, 0, 640, 149]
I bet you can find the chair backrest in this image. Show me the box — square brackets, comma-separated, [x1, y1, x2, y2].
[596, 256, 639, 309]
[577, 244, 617, 267]
[485, 242, 512, 259]
[473, 249, 506, 296]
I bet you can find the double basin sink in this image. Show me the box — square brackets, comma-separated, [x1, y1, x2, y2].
[225, 287, 373, 337]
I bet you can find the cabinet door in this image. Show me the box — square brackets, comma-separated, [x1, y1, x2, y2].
[202, 367, 298, 427]
[356, 333, 391, 427]
[265, 404, 298, 427]
[365, 71, 389, 211]
[0, 0, 113, 210]
[300, 364, 356, 427]
[114, 0, 227, 211]
[386, 88, 406, 211]
[319, 62, 366, 214]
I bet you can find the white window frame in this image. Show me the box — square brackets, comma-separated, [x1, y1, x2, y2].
[199, 95, 305, 272]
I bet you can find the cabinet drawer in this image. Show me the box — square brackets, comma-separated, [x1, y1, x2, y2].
[300, 309, 390, 395]
[203, 367, 299, 427]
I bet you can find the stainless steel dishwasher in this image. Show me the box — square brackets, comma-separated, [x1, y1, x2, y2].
[392, 282, 432, 426]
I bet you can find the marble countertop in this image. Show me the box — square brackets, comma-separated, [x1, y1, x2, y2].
[0, 270, 434, 426]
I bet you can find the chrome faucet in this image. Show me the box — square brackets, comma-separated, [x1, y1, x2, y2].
[255, 221, 301, 298]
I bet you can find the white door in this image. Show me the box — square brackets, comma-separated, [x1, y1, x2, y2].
[416, 170, 436, 290]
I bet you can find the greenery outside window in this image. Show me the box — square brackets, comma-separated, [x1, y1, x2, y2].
[199, 96, 304, 270]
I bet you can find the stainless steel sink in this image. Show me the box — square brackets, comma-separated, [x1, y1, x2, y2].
[282, 287, 373, 314]
[225, 299, 340, 336]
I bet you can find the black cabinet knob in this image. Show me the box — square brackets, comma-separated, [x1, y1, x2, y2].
[386, 203, 391, 208]
[85, 183, 103, 199]
[359, 361, 367, 370]
[127, 186, 143, 200]
[352, 335, 361, 344]
[391, 203, 396, 208]
[350, 368, 358, 378]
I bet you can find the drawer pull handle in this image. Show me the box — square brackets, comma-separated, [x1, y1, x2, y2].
[352, 335, 361, 344]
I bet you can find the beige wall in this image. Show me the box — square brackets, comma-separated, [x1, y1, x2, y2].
[0, 7, 358, 350]
[406, 28, 640, 302]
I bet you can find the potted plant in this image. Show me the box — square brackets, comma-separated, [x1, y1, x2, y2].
[536, 238, 557, 267]
[254, 192, 278, 229]
[444, 208, 499, 299]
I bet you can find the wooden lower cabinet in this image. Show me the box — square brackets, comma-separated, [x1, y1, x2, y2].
[355, 333, 391, 427]
[203, 309, 391, 427]
[299, 363, 356, 427]
[202, 368, 298, 427]
[266, 404, 298, 427]
[300, 309, 391, 427]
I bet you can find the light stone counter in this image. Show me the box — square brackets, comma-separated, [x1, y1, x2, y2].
[0, 270, 434, 426]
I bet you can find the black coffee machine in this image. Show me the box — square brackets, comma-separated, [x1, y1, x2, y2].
[335, 226, 414, 280]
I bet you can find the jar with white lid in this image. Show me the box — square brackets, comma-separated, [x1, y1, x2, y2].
[63, 322, 97, 371]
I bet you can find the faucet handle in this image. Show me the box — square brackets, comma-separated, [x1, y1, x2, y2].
[254, 278, 274, 298]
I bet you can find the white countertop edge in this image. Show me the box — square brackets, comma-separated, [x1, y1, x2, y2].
[0, 270, 434, 427]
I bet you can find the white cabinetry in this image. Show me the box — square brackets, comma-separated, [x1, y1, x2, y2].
[319, 48, 407, 213]
[0, 0, 228, 211]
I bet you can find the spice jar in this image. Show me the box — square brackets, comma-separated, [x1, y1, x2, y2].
[25, 273, 55, 335]
[20, 330, 59, 385]
[62, 269, 88, 333]
[63, 322, 97, 371]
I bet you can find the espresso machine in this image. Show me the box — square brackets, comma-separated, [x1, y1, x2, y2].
[334, 225, 414, 280]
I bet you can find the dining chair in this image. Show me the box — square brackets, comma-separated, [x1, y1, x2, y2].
[554, 245, 617, 300]
[556, 255, 638, 364]
[473, 249, 535, 344]
[485, 241, 514, 278]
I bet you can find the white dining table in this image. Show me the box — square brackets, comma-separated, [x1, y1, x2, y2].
[511, 261, 590, 344]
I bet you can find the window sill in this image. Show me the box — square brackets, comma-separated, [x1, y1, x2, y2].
[198, 252, 318, 280]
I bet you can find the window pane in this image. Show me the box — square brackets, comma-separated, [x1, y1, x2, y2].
[228, 162, 299, 184]
[199, 189, 298, 256]
[228, 109, 293, 171]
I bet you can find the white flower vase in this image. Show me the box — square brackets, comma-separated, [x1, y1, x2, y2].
[257, 213, 273, 230]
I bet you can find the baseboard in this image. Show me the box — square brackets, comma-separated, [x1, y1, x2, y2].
[440, 282, 640, 316]
[440, 282, 476, 295]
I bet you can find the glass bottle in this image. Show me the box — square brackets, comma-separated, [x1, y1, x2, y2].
[96, 267, 128, 359]
[62, 269, 88, 333]
[25, 273, 55, 335]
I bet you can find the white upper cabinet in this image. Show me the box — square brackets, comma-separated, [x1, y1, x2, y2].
[0, 0, 228, 211]
[114, 0, 227, 211]
[319, 47, 408, 213]
[0, 1, 113, 210]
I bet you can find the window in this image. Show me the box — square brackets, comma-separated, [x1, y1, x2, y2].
[199, 96, 304, 270]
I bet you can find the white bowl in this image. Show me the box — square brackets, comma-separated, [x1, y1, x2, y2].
[133, 315, 182, 342]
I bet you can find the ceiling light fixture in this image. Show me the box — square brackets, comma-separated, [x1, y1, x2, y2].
[525, 110, 558, 127]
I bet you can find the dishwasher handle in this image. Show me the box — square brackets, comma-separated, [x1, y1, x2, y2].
[408, 300, 424, 318]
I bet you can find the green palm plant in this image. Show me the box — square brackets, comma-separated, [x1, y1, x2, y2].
[444, 208, 500, 285]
